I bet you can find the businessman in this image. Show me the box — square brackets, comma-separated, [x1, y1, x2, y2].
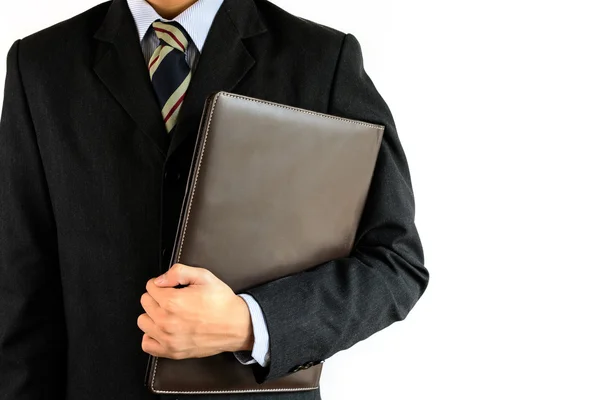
[0, 0, 429, 399]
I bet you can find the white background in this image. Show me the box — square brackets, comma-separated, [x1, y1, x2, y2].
[1, 1, 599, 399]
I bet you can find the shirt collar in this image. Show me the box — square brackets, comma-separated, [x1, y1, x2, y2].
[126, 0, 224, 51]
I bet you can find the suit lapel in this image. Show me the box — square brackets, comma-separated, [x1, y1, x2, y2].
[166, 0, 267, 158]
[93, 0, 169, 156]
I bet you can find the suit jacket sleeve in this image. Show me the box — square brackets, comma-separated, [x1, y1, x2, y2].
[244, 33, 429, 383]
[0, 40, 67, 399]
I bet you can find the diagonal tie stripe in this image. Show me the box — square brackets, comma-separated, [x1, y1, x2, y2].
[148, 46, 174, 80]
[150, 49, 189, 106]
[153, 21, 189, 51]
[148, 20, 192, 134]
[163, 72, 192, 133]
[155, 28, 187, 53]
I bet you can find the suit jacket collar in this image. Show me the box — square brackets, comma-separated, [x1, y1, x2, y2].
[93, 0, 267, 158]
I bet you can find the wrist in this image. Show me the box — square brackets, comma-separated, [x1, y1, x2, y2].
[227, 295, 254, 352]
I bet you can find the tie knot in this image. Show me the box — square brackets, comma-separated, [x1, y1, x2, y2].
[152, 20, 190, 53]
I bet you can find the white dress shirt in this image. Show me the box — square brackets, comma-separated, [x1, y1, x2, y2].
[126, 0, 270, 368]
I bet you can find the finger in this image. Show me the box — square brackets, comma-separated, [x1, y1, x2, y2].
[154, 263, 215, 287]
[137, 313, 160, 338]
[141, 333, 166, 357]
[140, 292, 162, 318]
[146, 278, 176, 306]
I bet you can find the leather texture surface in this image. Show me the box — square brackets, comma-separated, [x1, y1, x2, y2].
[149, 92, 383, 394]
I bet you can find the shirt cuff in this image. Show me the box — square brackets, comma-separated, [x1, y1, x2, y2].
[233, 293, 271, 368]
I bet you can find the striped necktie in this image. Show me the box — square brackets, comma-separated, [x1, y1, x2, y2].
[148, 20, 192, 134]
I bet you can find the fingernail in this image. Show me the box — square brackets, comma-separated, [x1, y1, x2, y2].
[155, 274, 165, 284]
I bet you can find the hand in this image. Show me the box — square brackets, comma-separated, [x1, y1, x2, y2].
[137, 264, 254, 360]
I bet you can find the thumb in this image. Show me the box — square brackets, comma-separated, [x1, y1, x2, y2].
[154, 264, 214, 287]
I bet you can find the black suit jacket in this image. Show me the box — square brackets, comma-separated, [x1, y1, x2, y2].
[0, 0, 428, 399]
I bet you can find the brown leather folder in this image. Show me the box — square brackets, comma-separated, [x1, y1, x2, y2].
[146, 92, 384, 395]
